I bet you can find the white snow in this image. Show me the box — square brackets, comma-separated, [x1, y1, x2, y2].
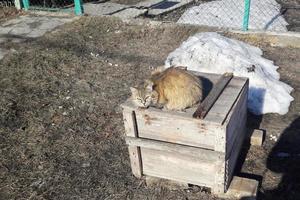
[178, 0, 288, 32]
[165, 32, 294, 115]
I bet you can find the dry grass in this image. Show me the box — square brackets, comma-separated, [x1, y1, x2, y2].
[0, 16, 299, 200]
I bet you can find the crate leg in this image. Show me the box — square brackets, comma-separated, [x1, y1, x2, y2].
[213, 160, 226, 194]
[247, 128, 265, 146]
[128, 146, 142, 178]
[123, 110, 143, 178]
[216, 176, 259, 199]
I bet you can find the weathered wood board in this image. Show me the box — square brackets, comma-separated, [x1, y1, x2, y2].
[218, 176, 259, 199]
[121, 71, 249, 194]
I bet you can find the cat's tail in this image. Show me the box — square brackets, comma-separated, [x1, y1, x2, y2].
[151, 65, 166, 76]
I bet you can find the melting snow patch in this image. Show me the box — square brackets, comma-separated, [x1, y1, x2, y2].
[165, 32, 294, 115]
[270, 134, 278, 142]
[178, 0, 288, 32]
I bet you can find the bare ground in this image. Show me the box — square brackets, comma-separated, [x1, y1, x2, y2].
[0, 6, 22, 24]
[0, 16, 300, 200]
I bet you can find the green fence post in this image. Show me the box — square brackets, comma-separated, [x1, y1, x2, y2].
[74, 0, 83, 15]
[243, 0, 251, 31]
[22, 0, 29, 11]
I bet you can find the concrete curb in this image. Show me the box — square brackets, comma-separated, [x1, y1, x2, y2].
[120, 18, 300, 48]
[230, 30, 300, 48]
[28, 10, 77, 18]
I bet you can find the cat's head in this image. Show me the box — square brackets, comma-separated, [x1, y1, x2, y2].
[130, 80, 153, 108]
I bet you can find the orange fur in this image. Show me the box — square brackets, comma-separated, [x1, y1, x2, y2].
[150, 67, 203, 110]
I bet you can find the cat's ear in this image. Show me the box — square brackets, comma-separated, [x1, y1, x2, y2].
[130, 87, 138, 95]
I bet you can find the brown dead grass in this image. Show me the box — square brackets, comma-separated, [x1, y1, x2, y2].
[0, 16, 299, 200]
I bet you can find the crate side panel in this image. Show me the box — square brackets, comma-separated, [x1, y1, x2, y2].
[225, 113, 247, 190]
[141, 147, 220, 187]
[135, 109, 218, 150]
[225, 81, 248, 159]
[224, 84, 248, 189]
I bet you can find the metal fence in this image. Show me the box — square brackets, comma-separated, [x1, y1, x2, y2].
[19, 0, 84, 14]
[0, 0, 15, 7]
[177, 0, 289, 32]
[8, 0, 294, 32]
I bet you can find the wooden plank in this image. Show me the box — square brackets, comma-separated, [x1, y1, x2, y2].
[249, 129, 264, 146]
[123, 109, 143, 178]
[122, 99, 204, 121]
[125, 137, 222, 161]
[205, 78, 247, 124]
[211, 80, 247, 153]
[217, 176, 258, 199]
[141, 147, 218, 188]
[135, 109, 219, 150]
[193, 73, 233, 119]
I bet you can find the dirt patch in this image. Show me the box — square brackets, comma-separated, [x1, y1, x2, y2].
[0, 6, 23, 24]
[0, 16, 299, 200]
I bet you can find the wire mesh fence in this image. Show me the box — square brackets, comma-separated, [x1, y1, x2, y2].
[177, 0, 289, 32]
[0, 0, 15, 7]
[28, 0, 74, 8]
[21, 0, 77, 12]
[6, 0, 295, 32]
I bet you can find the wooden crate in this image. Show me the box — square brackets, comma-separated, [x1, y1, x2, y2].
[121, 72, 249, 194]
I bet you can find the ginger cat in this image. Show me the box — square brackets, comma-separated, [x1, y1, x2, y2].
[130, 66, 203, 111]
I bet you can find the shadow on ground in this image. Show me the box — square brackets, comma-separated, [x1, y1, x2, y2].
[263, 116, 300, 200]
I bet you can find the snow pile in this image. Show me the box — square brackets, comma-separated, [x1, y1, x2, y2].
[165, 32, 294, 115]
[178, 0, 288, 32]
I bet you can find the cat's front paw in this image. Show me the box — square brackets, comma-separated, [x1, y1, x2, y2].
[177, 109, 186, 113]
[152, 103, 164, 109]
[138, 106, 148, 111]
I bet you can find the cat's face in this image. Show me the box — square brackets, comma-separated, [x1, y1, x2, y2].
[130, 81, 153, 108]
